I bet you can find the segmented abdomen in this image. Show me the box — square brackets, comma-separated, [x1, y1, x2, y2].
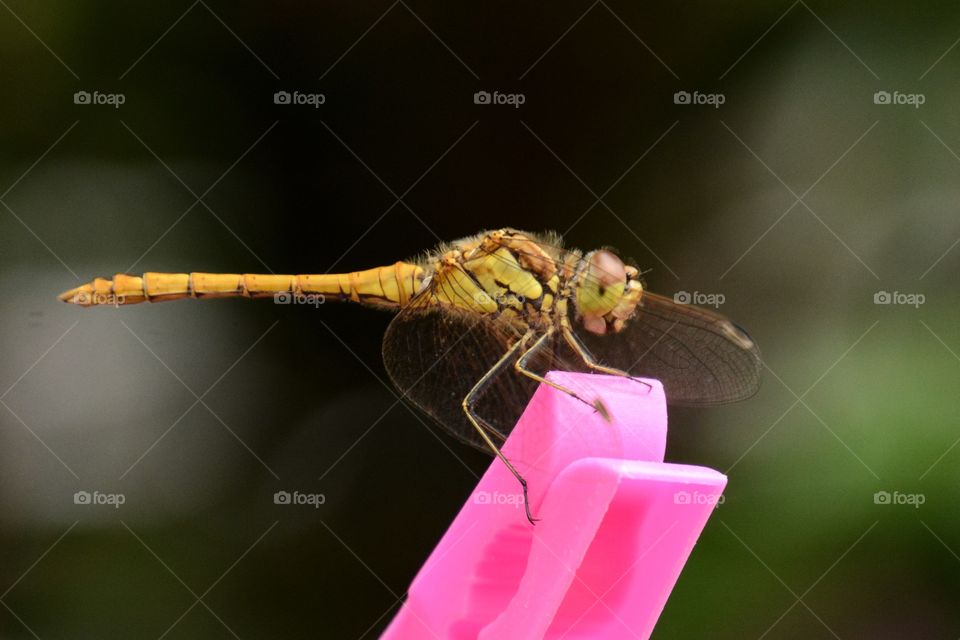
[59, 263, 424, 308]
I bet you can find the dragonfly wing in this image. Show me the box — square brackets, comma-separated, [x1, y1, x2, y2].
[382, 305, 538, 452]
[577, 291, 761, 405]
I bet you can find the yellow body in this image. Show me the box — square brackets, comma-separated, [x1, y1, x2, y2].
[58, 228, 643, 338]
[60, 262, 425, 308]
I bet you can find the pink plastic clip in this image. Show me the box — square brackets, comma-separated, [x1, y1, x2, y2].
[382, 372, 726, 640]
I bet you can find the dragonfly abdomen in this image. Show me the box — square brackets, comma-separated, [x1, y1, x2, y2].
[59, 263, 425, 308]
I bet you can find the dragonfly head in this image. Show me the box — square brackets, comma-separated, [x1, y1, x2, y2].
[575, 250, 643, 336]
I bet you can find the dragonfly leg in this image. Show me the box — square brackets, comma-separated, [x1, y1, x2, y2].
[514, 328, 601, 412]
[561, 324, 653, 394]
[462, 331, 539, 524]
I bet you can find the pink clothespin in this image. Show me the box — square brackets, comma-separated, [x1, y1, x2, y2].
[382, 372, 726, 640]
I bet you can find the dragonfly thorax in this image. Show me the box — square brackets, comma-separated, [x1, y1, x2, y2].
[416, 229, 643, 337]
[422, 231, 562, 325]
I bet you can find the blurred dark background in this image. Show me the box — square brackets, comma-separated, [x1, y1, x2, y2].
[2, 1, 959, 638]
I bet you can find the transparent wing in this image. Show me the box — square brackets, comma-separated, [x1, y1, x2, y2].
[577, 291, 762, 405]
[382, 303, 542, 452]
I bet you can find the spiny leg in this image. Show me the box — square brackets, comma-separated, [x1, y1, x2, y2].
[561, 324, 653, 394]
[462, 331, 539, 524]
[514, 327, 603, 413]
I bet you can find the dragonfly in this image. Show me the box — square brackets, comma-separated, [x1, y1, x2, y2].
[60, 228, 760, 522]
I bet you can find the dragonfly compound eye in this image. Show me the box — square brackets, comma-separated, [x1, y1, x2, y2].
[576, 250, 627, 330]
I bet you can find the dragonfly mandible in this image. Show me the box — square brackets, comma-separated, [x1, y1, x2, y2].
[60, 228, 761, 523]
